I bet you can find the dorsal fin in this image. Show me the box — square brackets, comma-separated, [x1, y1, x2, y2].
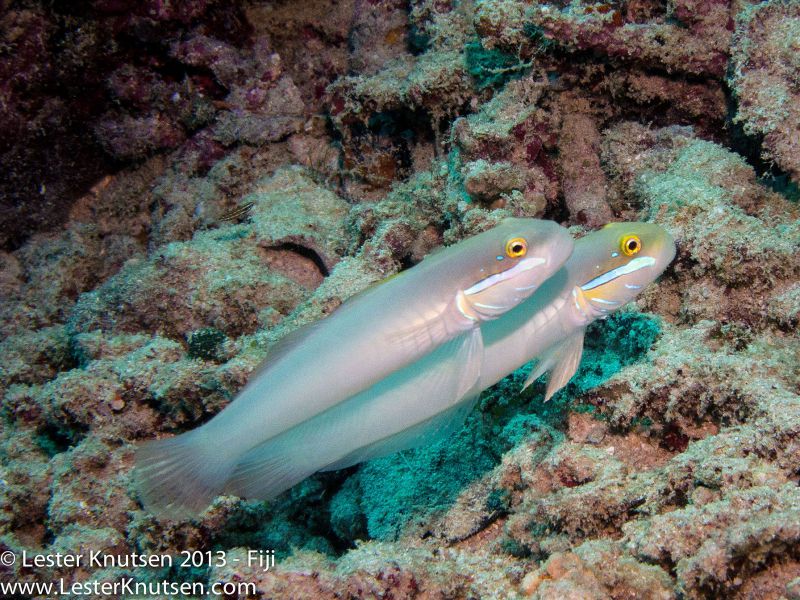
[338, 269, 406, 307]
[248, 271, 406, 380]
[249, 319, 324, 379]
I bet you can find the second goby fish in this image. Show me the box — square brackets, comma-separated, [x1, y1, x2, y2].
[217, 223, 675, 502]
[135, 218, 573, 517]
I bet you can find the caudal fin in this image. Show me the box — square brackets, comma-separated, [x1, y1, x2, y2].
[134, 430, 233, 520]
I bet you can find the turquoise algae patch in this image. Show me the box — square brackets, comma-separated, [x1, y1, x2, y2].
[464, 40, 529, 90]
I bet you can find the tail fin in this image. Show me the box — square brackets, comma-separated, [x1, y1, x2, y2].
[133, 430, 234, 520]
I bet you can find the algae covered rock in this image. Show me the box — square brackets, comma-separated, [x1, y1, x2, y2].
[69, 166, 352, 340]
[730, 0, 800, 184]
[68, 229, 309, 339]
[245, 167, 351, 273]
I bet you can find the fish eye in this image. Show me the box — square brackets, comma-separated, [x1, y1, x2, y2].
[620, 234, 642, 256]
[505, 237, 528, 258]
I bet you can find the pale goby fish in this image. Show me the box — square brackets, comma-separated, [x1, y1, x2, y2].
[220, 223, 675, 503]
[135, 218, 574, 518]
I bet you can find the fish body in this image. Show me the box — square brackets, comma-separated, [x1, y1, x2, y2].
[220, 223, 676, 501]
[136, 218, 573, 517]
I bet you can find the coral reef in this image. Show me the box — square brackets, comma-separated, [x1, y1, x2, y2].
[0, 1, 253, 249]
[1, 0, 799, 598]
[729, 0, 800, 183]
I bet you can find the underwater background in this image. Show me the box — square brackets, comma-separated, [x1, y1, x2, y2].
[1, 0, 799, 598]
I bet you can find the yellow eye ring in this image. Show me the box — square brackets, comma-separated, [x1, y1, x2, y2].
[620, 234, 642, 256]
[505, 237, 528, 258]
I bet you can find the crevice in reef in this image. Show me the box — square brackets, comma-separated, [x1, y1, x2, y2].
[725, 95, 800, 202]
[36, 423, 82, 457]
[265, 243, 330, 279]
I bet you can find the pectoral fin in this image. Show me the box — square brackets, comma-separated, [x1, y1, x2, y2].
[523, 330, 585, 402]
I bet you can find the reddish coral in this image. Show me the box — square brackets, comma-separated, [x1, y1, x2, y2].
[557, 104, 614, 227]
[0, 1, 251, 250]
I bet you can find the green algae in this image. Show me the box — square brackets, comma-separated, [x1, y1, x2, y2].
[407, 23, 431, 55]
[187, 327, 227, 361]
[760, 172, 800, 202]
[217, 495, 338, 559]
[337, 416, 498, 540]
[464, 40, 528, 90]
[523, 23, 556, 53]
[485, 488, 511, 514]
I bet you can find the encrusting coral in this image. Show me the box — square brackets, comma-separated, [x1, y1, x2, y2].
[1, 0, 798, 598]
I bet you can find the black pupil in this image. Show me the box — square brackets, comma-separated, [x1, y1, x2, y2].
[627, 240, 638, 251]
[512, 244, 523, 254]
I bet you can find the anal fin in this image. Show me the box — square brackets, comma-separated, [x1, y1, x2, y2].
[320, 393, 480, 472]
[226, 327, 485, 499]
[523, 330, 585, 402]
[322, 327, 484, 471]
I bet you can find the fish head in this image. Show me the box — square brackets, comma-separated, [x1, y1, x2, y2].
[571, 222, 676, 320]
[459, 218, 574, 320]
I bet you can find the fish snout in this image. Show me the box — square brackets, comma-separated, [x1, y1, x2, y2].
[543, 226, 575, 270]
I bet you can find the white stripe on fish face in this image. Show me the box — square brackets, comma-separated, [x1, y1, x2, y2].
[474, 301, 511, 311]
[463, 256, 546, 296]
[580, 256, 656, 291]
[462, 255, 550, 320]
[589, 297, 621, 305]
[514, 281, 543, 291]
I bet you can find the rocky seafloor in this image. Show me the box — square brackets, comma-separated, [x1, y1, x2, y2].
[1, 0, 799, 598]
